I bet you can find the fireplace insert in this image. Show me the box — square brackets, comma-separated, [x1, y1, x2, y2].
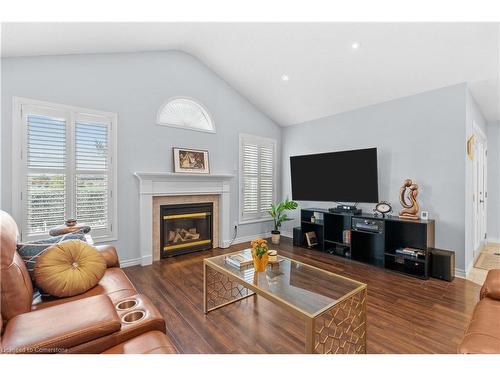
[160, 203, 213, 257]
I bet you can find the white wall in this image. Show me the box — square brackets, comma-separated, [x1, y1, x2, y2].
[282, 84, 469, 272]
[1, 51, 282, 263]
[487, 121, 500, 242]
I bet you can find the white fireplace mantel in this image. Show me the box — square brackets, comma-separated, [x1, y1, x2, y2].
[134, 172, 235, 180]
[134, 171, 234, 266]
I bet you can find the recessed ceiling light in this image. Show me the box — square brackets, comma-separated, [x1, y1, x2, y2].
[281, 74, 290, 82]
[351, 42, 360, 50]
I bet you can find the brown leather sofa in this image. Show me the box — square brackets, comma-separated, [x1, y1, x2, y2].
[0, 210, 177, 354]
[458, 269, 500, 354]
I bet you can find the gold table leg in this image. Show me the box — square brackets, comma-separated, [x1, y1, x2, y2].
[204, 262, 254, 314]
[305, 317, 315, 353]
[307, 287, 367, 354]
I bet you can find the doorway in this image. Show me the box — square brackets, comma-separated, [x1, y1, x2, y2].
[472, 122, 488, 258]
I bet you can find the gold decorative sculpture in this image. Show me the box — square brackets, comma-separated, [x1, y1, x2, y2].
[399, 179, 419, 220]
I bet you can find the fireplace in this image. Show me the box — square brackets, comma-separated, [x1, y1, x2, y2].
[160, 203, 213, 257]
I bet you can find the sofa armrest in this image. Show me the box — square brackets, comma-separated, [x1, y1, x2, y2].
[480, 269, 500, 300]
[96, 245, 120, 268]
[1, 294, 121, 354]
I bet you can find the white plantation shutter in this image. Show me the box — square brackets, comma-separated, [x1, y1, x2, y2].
[18, 99, 116, 241]
[259, 144, 274, 214]
[26, 113, 67, 234]
[240, 135, 276, 222]
[75, 117, 111, 230]
[157, 98, 215, 133]
[242, 143, 259, 215]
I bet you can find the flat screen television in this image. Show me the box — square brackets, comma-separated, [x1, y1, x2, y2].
[290, 147, 379, 203]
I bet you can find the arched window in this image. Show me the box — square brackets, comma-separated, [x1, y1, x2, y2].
[156, 97, 215, 133]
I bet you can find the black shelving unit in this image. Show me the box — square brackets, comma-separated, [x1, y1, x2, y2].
[299, 208, 435, 279]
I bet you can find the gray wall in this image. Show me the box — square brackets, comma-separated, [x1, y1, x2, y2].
[487, 121, 500, 241]
[1, 51, 282, 263]
[282, 84, 469, 272]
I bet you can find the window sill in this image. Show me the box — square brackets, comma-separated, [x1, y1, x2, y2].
[20, 233, 116, 244]
[93, 236, 117, 244]
[239, 217, 274, 225]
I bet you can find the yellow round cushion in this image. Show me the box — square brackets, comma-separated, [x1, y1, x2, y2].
[34, 239, 107, 298]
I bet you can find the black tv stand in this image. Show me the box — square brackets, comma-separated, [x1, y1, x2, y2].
[299, 208, 435, 279]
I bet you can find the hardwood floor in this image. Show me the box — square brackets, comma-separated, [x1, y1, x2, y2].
[124, 238, 481, 354]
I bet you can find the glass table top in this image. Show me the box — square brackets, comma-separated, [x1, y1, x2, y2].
[204, 250, 365, 317]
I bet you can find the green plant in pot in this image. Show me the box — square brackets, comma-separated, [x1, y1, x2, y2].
[268, 198, 298, 245]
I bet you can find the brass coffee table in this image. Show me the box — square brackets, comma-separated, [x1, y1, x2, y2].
[203, 251, 367, 354]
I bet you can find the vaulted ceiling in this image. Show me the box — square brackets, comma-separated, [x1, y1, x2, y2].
[2, 22, 499, 125]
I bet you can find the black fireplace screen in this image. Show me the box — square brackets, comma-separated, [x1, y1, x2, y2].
[160, 203, 213, 257]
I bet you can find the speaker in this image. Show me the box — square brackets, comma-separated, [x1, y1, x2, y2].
[293, 226, 303, 247]
[430, 248, 455, 282]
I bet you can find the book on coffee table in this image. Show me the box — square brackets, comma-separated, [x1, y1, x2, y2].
[224, 249, 253, 268]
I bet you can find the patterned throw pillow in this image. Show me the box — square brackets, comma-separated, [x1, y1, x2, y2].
[17, 232, 88, 300]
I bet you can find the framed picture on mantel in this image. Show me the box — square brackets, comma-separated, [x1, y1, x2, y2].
[173, 147, 210, 174]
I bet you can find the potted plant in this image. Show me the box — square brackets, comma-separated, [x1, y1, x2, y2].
[251, 238, 269, 272]
[268, 198, 298, 244]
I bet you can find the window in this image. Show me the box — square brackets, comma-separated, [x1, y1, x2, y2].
[13, 98, 117, 242]
[239, 134, 276, 223]
[157, 97, 215, 133]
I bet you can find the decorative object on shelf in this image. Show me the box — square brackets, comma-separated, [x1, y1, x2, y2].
[373, 201, 392, 217]
[48, 219, 91, 237]
[268, 198, 298, 244]
[310, 215, 316, 223]
[420, 211, 429, 220]
[251, 238, 269, 272]
[398, 179, 420, 220]
[305, 231, 318, 248]
[467, 134, 475, 160]
[173, 147, 210, 174]
[66, 218, 77, 226]
[342, 229, 351, 245]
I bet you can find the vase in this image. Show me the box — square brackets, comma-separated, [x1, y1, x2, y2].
[271, 231, 281, 245]
[252, 251, 269, 272]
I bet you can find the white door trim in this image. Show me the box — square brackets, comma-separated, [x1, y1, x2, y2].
[472, 121, 487, 258]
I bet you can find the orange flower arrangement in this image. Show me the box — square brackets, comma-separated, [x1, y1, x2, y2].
[251, 238, 269, 272]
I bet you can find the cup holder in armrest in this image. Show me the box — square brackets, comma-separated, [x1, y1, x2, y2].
[121, 310, 146, 324]
[116, 299, 139, 311]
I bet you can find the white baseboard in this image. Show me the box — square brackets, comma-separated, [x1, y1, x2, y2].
[222, 232, 271, 248]
[465, 260, 474, 278]
[120, 257, 142, 268]
[487, 238, 500, 245]
[455, 259, 475, 279]
[281, 231, 293, 238]
[455, 268, 467, 279]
